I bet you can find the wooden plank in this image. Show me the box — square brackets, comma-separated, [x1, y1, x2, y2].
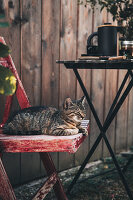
[102, 13, 118, 157]
[0, 132, 87, 153]
[0, 0, 21, 186]
[41, 0, 60, 107]
[113, 11, 128, 153]
[75, 3, 92, 166]
[41, 0, 60, 175]
[21, 0, 41, 106]
[89, 5, 106, 161]
[32, 172, 57, 200]
[103, 69, 118, 157]
[20, 152, 41, 183]
[59, 0, 78, 171]
[0, 0, 21, 74]
[127, 89, 133, 148]
[0, 156, 16, 200]
[103, 14, 128, 155]
[115, 71, 128, 153]
[2, 152, 20, 187]
[21, 0, 42, 183]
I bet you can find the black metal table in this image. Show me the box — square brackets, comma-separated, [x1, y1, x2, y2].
[57, 59, 133, 200]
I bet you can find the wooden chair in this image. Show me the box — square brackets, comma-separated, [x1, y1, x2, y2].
[0, 37, 89, 200]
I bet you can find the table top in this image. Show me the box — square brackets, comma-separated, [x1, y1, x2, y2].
[56, 59, 133, 70]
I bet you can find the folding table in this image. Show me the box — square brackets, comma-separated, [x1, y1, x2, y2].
[57, 59, 133, 200]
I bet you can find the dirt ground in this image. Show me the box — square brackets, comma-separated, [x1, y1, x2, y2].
[14, 153, 133, 200]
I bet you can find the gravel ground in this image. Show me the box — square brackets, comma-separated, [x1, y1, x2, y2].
[14, 153, 133, 200]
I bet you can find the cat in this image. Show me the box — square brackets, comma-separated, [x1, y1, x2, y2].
[3, 96, 88, 136]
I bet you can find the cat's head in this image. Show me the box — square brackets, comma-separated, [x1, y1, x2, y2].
[63, 96, 86, 123]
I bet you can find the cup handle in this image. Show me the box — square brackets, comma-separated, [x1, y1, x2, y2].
[87, 32, 98, 47]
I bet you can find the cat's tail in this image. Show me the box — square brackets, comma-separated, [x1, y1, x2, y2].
[3, 123, 42, 135]
[2, 123, 18, 135]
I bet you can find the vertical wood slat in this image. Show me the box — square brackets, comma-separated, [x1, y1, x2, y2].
[127, 89, 133, 149]
[0, 0, 21, 186]
[103, 70, 118, 157]
[41, 0, 60, 173]
[59, 0, 78, 171]
[0, 157, 16, 200]
[21, 0, 42, 183]
[115, 71, 129, 153]
[21, 0, 41, 106]
[113, 8, 128, 152]
[42, 0, 60, 107]
[89, 5, 106, 161]
[75, 3, 92, 166]
[103, 14, 118, 157]
[103, 16, 129, 155]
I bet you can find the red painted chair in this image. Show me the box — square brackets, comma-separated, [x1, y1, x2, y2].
[0, 37, 89, 200]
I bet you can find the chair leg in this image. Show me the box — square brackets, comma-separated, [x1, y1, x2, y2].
[40, 152, 68, 200]
[0, 155, 16, 200]
[32, 172, 57, 200]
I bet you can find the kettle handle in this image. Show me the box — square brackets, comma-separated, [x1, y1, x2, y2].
[87, 32, 98, 47]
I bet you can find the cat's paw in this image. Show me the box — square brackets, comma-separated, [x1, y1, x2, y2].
[83, 128, 88, 136]
[52, 129, 65, 136]
[52, 129, 78, 136]
[64, 128, 79, 135]
[79, 127, 88, 136]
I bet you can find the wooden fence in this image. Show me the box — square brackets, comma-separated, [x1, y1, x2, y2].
[0, 0, 133, 186]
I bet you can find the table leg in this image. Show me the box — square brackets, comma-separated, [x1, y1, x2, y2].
[67, 69, 133, 199]
[102, 132, 133, 199]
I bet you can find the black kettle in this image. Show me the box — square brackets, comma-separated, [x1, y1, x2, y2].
[87, 23, 118, 56]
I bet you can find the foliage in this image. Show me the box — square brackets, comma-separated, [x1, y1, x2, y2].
[0, 3, 16, 96]
[88, 0, 133, 40]
[0, 65, 16, 95]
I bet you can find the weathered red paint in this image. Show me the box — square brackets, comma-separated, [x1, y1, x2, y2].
[0, 37, 30, 128]
[32, 172, 57, 200]
[40, 152, 68, 200]
[0, 130, 87, 153]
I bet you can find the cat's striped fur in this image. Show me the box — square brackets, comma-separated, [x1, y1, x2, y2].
[3, 96, 88, 136]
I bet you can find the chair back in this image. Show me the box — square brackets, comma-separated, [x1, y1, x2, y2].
[0, 37, 30, 127]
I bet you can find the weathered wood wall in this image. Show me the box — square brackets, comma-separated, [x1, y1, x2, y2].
[0, 0, 133, 186]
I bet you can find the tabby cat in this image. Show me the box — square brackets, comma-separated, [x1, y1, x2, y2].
[3, 96, 88, 136]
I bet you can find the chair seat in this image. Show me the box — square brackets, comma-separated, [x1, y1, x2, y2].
[0, 130, 86, 153]
[0, 120, 89, 153]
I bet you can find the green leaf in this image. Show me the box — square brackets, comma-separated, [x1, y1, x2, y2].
[110, 4, 118, 16]
[0, 42, 10, 57]
[0, 22, 9, 27]
[0, 65, 16, 95]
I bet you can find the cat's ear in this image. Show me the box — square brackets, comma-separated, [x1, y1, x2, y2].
[63, 98, 73, 109]
[80, 96, 86, 106]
